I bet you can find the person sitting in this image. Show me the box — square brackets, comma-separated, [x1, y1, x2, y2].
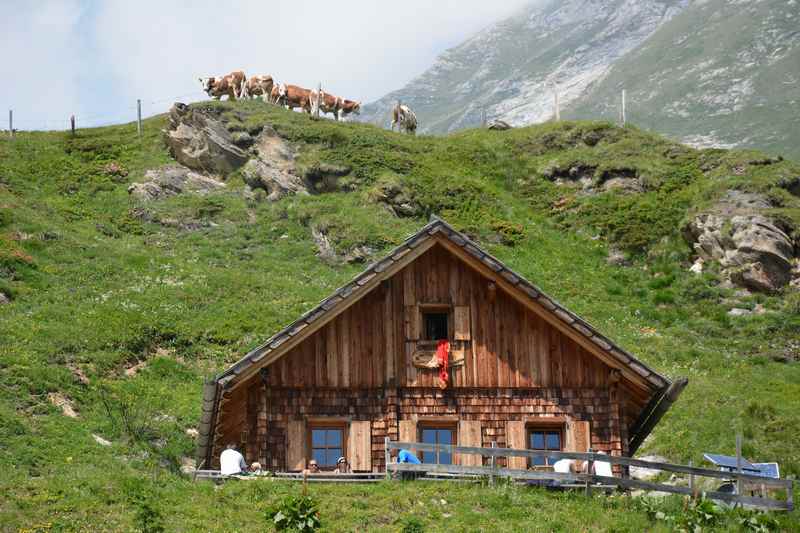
[308, 459, 320, 473]
[249, 462, 263, 475]
[390, 447, 423, 480]
[334, 457, 350, 474]
[220, 443, 247, 476]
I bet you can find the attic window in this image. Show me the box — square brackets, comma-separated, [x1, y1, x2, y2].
[424, 312, 449, 341]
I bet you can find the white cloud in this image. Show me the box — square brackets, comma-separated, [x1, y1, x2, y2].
[1, 0, 535, 129]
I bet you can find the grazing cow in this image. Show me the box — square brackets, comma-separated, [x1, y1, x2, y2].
[243, 75, 274, 101]
[391, 103, 417, 134]
[338, 99, 361, 121]
[199, 70, 246, 100]
[270, 83, 285, 105]
[281, 84, 313, 113]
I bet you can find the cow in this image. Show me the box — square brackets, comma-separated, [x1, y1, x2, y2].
[243, 75, 274, 101]
[199, 70, 246, 100]
[308, 90, 342, 119]
[391, 103, 417, 134]
[338, 99, 361, 121]
[270, 83, 285, 105]
[281, 84, 313, 113]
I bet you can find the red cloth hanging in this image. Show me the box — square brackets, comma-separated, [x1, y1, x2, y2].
[437, 339, 449, 388]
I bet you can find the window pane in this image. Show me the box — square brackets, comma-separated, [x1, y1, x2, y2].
[531, 432, 545, 449]
[438, 430, 452, 445]
[327, 429, 342, 447]
[422, 451, 434, 463]
[312, 430, 325, 447]
[439, 452, 452, 465]
[326, 449, 342, 467]
[546, 433, 561, 450]
[422, 429, 436, 444]
[532, 455, 546, 466]
[313, 449, 326, 465]
[425, 313, 448, 340]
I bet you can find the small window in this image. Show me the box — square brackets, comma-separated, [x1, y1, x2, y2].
[423, 312, 449, 341]
[528, 428, 562, 467]
[310, 427, 344, 470]
[420, 426, 455, 464]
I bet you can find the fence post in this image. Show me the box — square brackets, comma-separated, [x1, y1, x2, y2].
[554, 89, 560, 122]
[8, 109, 13, 138]
[586, 449, 594, 497]
[736, 433, 743, 497]
[70, 115, 75, 137]
[489, 441, 497, 486]
[620, 89, 627, 126]
[689, 460, 697, 499]
[481, 107, 487, 127]
[314, 83, 322, 120]
[384, 437, 391, 480]
[787, 480, 794, 511]
[137, 99, 142, 137]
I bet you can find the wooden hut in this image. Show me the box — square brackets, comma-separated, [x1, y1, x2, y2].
[196, 218, 686, 473]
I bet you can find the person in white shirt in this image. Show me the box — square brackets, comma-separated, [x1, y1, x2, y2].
[220, 443, 247, 476]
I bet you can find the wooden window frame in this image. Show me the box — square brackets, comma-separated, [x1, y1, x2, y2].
[307, 421, 348, 471]
[526, 423, 564, 469]
[419, 303, 453, 344]
[418, 421, 457, 465]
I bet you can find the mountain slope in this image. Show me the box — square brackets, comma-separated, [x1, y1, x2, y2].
[1, 102, 800, 529]
[361, 0, 690, 133]
[567, 0, 800, 158]
[362, 0, 800, 160]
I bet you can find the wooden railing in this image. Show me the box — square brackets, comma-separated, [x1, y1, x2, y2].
[385, 439, 794, 511]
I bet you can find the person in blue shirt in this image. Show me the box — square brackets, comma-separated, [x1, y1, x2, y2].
[391, 448, 424, 480]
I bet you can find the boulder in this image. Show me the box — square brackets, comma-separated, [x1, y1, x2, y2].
[165, 103, 248, 176]
[48, 392, 78, 418]
[241, 130, 308, 201]
[93, 434, 112, 446]
[0, 292, 9, 305]
[683, 191, 795, 292]
[487, 120, 512, 131]
[128, 165, 226, 202]
[629, 455, 669, 481]
[369, 180, 422, 218]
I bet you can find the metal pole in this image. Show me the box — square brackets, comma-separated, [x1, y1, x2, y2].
[8, 109, 12, 138]
[554, 89, 560, 122]
[137, 99, 142, 137]
[736, 433, 743, 497]
[70, 115, 75, 136]
[621, 89, 627, 126]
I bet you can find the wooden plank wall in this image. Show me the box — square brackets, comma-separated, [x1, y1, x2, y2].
[262, 244, 615, 391]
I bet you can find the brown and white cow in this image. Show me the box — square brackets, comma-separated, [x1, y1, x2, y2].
[391, 103, 417, 134]
[280, 84, 313, 113]
[243, 75, 274, 101]
[339, 99, 361, 120]
[199, 70, 246, 100]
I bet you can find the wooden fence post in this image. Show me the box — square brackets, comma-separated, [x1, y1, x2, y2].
[585, 448, 594, 497]
[736, 433, 743, 497]
[490, 441, 497, 486]
[8, 109, 13, 138]
[689, 460, 697, 499]
[620, 89, 627, 126]
[314, 83, 322, 120]
[384, 437, 391, 480]
[137, 99, 142, 137]
[554, 89, 560, 122]
[70, 115, 75, 137]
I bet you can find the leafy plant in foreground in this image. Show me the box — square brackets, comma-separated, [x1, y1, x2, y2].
[266, 494, 321, 531]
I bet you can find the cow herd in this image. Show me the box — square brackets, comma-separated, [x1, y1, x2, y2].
[198, 69, 418, 133]
[198, 70, 361, 122]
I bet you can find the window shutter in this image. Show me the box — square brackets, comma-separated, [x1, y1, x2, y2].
[404, 305, 420, 341]
[348, 421, 372, 472]
[457, 420, 482, 466]
[399, 419, 417, 455]
[453, 306, 471, 341]
[506, 421, 527, 470]
[286, 420, 306, 471]
[567, 420, 591, 472]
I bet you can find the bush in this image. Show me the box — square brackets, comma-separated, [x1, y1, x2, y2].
[266, 494, 321, 531]
[400, 515, 425, 533]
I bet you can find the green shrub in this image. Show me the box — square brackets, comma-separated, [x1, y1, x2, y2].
[400, 515, 425, 533]
[266, 494, 321, 531]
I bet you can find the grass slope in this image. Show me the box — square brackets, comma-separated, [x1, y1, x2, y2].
[1, 100, 799, 531]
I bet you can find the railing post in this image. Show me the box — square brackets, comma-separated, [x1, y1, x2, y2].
[736, 433, 743, 497]
[689, 460, 697, 499]
[385, 437, 391, 481]
[787, 480, 793, 511]
[586, 449, 594, 497]
[490, 441, 497, 486]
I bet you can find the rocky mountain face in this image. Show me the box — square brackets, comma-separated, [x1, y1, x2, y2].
[362, 0, 800, 159]
[361, 0, 690, 133]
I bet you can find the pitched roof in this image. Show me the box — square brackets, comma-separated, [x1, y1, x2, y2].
[215, 217, 670, 391]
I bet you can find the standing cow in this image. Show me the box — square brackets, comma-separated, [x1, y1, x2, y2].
[339, 99, 361, 121]
[280, 84, 313, 113]
[199, 70, 246, 100]
[391, 103, 417, 135]
[243, 75, 274, 101]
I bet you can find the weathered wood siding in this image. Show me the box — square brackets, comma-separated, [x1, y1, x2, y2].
[263, 244, 615, 390]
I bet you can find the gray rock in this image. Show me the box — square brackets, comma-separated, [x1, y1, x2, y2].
[0, 292, 9, 305]
[728, 308, 752, 317]
[683, 191, 795, 293]
[303, 163, 352, 193]
[230, 131, 254, 149]
[602, 177, 644, 194]
[606, 248, 629, 266]
[487, 120, 512, 131]
[165, 103, 248, 176]
[312, 226, 337, 264]
[128, 165, 226, 202]
[241, 130, 308, 202]
[369, 180, 422, 218]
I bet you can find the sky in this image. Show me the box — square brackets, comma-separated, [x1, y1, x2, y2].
[1, 0, 533, 131]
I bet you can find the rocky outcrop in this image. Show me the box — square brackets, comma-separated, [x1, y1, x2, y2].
[542, 162, 643, 195]
[165, 103, 248, 176]
[241, 129, 308, 201]
[369, 180, 422, 218]
[683, 191, 796, 293]
[127, 165, 226, 202]
[312, 226, 374, 265]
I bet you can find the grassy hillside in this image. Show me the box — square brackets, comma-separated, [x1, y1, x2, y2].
[1, 100, 799, 531]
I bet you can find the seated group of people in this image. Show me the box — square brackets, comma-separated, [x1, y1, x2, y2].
[219, 443, 353, 476]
